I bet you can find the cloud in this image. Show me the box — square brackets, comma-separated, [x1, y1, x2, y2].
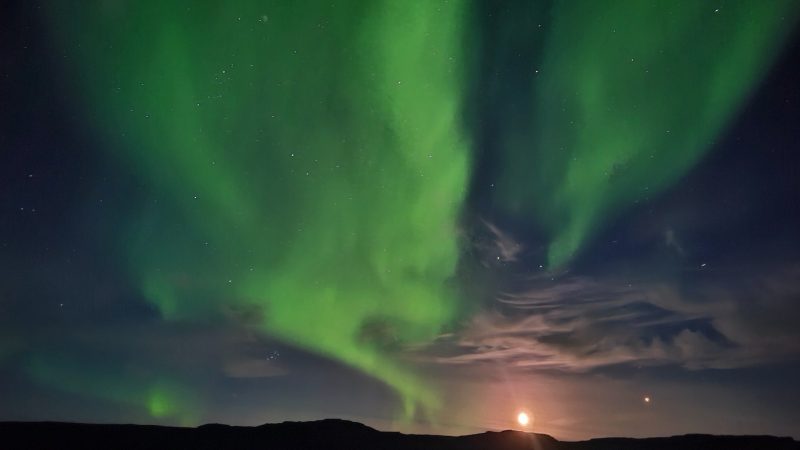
[664, 228, 687, 257]
[484, 220, 524, 263]
[223, 358, 288, 378]
[430, 265, 800, 372]
[465, 219, 526, 268]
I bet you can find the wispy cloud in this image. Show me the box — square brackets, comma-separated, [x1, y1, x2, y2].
[465, 219, 526, 267]
[430, 265, 800, 371]
[223, 358, 288, 378]
[484, 220, 524, 263]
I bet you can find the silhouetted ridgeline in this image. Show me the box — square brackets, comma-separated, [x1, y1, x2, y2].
[1, 419, 797, 450]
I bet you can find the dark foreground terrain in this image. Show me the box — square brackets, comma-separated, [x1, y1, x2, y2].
[1, 419, 797, 450]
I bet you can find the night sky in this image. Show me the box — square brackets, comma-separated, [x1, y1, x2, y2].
[2, 0, 800, 440]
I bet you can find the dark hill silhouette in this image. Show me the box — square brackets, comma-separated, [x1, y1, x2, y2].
[0, 419, 797, 450]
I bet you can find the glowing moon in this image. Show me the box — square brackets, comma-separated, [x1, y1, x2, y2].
[517, 411, 530, 426]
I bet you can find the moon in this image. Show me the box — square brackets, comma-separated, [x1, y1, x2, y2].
[517, 411, 530, 427]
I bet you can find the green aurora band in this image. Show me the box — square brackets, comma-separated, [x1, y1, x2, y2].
[491, 1, 799, 267]
[48, 0, 473, 421]
[43, 0, 798, 422]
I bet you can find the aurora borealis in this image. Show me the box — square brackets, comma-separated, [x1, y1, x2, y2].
[3, 0, 800, 440]
[490, 1, 797, 267]
[46, 0, 476, 418]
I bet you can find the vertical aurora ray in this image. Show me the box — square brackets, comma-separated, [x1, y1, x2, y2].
[46, 1, 472, 419]
[492, 0, 799, 268]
